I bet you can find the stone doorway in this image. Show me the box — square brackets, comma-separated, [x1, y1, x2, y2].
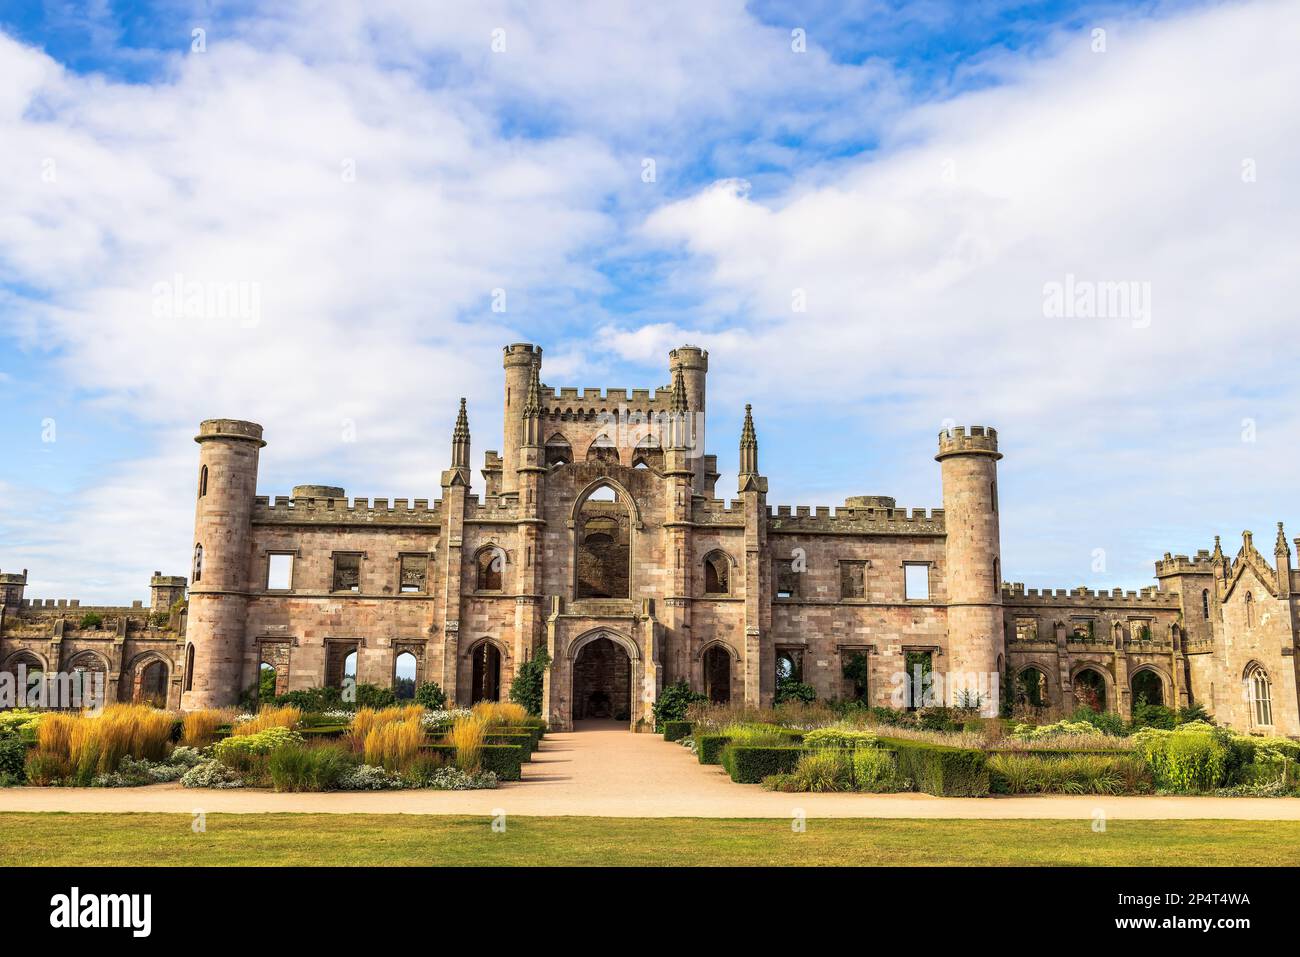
[703, 645, 731, 704]
[471, 641, 502, 703]
[572, 636, 631, 723]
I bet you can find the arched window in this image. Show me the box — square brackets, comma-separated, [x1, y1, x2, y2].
[198, 464, 208, 498]
[585, 434, 620, 466]
[1201, 589, 1210, 619]
[1131, 668, 1164, 707]
[703, 551, 731, 595]
[545, 434, 572, 468]
[632, 435, 663, 471]
[576, 484, 631, 599]
[192, 543, 203, 583]
[1073, 668, 1107, 711]
[1245, 592, 1254, 628]
[394, 651, 417, 699]
[476, 546, 505, 591]
[1015, 667, 1048, 708]
[1246, 665, 1272, 728]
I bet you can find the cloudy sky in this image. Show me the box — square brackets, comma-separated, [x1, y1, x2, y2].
[1, 0, 1297, 603]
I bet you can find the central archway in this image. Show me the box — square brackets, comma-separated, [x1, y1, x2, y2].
[572, 635, 632, 723]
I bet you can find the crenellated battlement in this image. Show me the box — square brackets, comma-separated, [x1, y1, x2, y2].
[1154, 549, 1216, 577]
[253, 495, 442, 527]
[766, 504, 945, 535]
[541, 385, 679, 419]
[935, 425, 1000, 460]
[1002, 582, 1177, 606]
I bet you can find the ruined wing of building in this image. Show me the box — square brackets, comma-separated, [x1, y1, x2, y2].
[1, 342, 1295, 735]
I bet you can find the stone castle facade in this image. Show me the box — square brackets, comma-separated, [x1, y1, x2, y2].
[2, 342, 1296, 735]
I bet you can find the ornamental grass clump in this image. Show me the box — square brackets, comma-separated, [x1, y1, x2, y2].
[802, 727, 879, 750]
[363, 716, 426, 772]
[448, 714, 488, 771]
[181, 708, 234, 748]
[268, 744, 356, 792]
[987, 752, 1153, 795]
[229, 705, 301, 737]
[472, 701, 528, 727]
[30, 705, 177, 785]
[348, 705, 425, 752]
[791, 749, 854, 792]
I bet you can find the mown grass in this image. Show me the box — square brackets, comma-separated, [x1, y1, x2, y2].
[0, 813, 1296, 866]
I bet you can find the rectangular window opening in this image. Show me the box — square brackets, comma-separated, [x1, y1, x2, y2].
[903, 563, 930, 601]
[267, 554, 293, 590]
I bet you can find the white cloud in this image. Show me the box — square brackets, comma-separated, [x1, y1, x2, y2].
[639, 0, 1300, 585]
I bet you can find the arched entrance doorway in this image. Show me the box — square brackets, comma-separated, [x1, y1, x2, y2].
[471, 641, 501, 703]
[703, 645, 731, 704]
[1131, 668, 1164, 707]
[132, 658, 169, 707]
[1072, 667, 1107, 711]
[572, 635, 631, 723]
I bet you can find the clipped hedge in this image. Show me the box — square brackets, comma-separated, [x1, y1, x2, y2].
[722, 746, 804, 784]
[422, 743, 524, 781]
[484, 733, 535, 760]
[697, 729, 802, 765]
[298, 725, 349, 739]
[880, 736, 989, 797]
[696, 734, 731, 765]
[663, 721, 693, 742]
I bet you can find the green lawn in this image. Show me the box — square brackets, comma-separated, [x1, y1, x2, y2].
[1, 813, 1297, 865]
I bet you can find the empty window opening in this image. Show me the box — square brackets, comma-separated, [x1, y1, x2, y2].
[332, 553, 361, 593]
[267, 553, 293, 590]
[394, 651, 417, 699]
[477, 547, 505, 591]
[576, 487, 630, 599]
[903, 563, 930, 600]
[840, 561, 867, 599]
[703, 552, 731, 595]
[399, 554, 428, 593]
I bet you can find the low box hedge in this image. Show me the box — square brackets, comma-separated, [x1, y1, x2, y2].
[298, 725, 349, 739]
[422, 743, 524, 781]
[722, 746, 804, 783]
[696, 734, 731, 764]
[484, 733, 535, 760]
[498, 725, 545, 750]
[879, 737, 989, 796]
[663, 720, 693, 742]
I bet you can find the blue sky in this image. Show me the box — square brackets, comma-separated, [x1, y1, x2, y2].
[1, 0, 1297, 602]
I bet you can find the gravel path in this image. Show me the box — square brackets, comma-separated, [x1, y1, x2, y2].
[3, 722, 1298, 819]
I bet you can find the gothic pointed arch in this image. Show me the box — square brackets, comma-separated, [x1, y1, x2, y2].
[545, 433, 573, 467]
[701, 549, 735, 595]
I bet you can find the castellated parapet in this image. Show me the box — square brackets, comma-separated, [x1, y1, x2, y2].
[12, 345, 1295, 733]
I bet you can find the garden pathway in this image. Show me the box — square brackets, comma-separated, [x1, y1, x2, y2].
[2, 721, 1298, 819]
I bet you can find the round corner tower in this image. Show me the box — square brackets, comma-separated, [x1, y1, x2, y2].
[936, 425, 1004, 712]
[182, 418, 264, 709]
[501, 343, 541, 494]
[668, 345, 708, 493]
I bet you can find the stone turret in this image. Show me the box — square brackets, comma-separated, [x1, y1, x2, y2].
[183, 418, 264, 708]
[149, 572, 188, 615]
[936, 426, 1003, 713]
[0, 568, 27, 613]
[668, 346, 707, 495]
[501, 343, 541, 495]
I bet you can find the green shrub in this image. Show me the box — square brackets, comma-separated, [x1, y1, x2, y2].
[423, 743, 523, 781]
[0, 738, 27, 782]
[1131, 701, 1177, 730]
[882, 737, 989, 796]
[268, 745, 356, 792]
[802, 727, 878, 749]
[354, 684, 397, 709]
[852, 747, 906, 792]
[774, 677, 816, 705]
[790, 749, 853, 791]
[79, 611, 103, 630]
[414, 682, 448, 710]
[508, 648, 552, 717]
[1070, 706, 1126, 736]
[653, 680, 707, 730]
[1176, 703, 1213, 725]
[663, 720, 693, 742]
[483, 732, 535, 760]
[1132, 723, 1253, 792]
[722, 746, 803, 783]
[273, 686, 345, 712]
[214, 726, 304, 769]
[916, 707, 961, 732]
[864, 706, 914, 728]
